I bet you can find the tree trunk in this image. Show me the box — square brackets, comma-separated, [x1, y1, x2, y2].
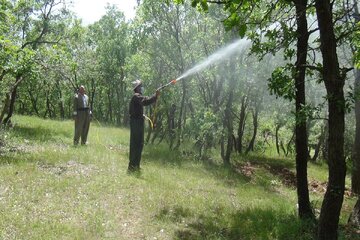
[151, 113, 163, 144]
[115, 87, 122, 126]
[237, 95, 247, 153]
[119, 70, 126, 126]
[349, 70, 360, 227]
[246, 107, 258, 154]
[3, 86, 18, 125]
[43, 89, 54, 118]
[173, 6, 185, 150]
[348, 197, 360, 226]
[350, 1, 360, 226]
[311, 120, 327, 162]
[293, 0, 314, 220]
[220, 135, 225, 161]
[222, 90, 233, 166]
[315, 1, 347, 239]
[169, 104, 176, 149]
[222, 54, 238, 165]
[57, 85, 65, 119]
[351, 2, 360, 196]
[0, 94, 11, 124]
[107, 90, 113, 123]
[1, 75, 24, 124]
[44, 87, 49, 118]
[90, 78, 96, 114]
[280, 140, 287, 156]
[27, 89, 39, 116]
[322, 121, 329, 163]
[275, 125, 281, 155]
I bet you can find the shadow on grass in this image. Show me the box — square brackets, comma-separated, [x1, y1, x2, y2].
[172, 207, 316, 240]
[142, 144, 185, 167]
[242, 154, 295, 170]
[11, 125, 72, 142]
[0, 154, 28, 165]
[143, 145, 252, 187]
[144, 145, 299, 189]
[155, 205, 193, 223]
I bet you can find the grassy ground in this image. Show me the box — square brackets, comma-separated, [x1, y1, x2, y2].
[0, 115, 358, 239]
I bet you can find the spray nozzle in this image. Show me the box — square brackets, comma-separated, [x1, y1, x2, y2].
[157, 79, 178, 91]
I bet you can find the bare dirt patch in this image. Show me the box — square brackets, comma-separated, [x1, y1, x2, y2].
[107, 144, 127, 152]
[309, 179, 352, 196]
[235, 161, 353, 195]
[235, 161, 296, 187]
[37, 160, 97, 177]
[1, 140, 70, 156]
[235, 161, 257, 178]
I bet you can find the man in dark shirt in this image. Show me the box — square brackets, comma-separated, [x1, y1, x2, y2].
[128, 79, 160, 172]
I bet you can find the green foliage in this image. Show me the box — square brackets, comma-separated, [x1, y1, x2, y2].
[190, 0, 209, 11]
[268, 65, 295, 101]
[186, 108, 222, 158]
[0, 0, 72, 124]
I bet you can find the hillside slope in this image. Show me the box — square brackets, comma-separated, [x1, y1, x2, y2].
[0, 116, 358, 239]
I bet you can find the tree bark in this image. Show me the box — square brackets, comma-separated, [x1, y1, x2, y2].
[311, 121, 327, 162]
[351, 2, 360, 196]
[27, 89, 39, 116]
[168, 104, 176, 149]
[3, 86, 18, 125]
[348, 197, 360, 226]
[0, 94, 11, 124]
[107, 90, 113, 123]
[315, 1, 347, 239]
[349, 69, 360, 227]
[222, 90, 233, 166]
[90, 78, 96, 114]
[44, 89, 52, 118]
[174, 76, 186, 150]
[115, 87, 122, 126]
[293, 0, 314, 220]
[246, 107, 259, 154]
[237, 95, 247, 153]
[222, 57, 236, 165]
[173, 6, 186, 150]
[1, 74, 24, 124]
[349, 0, 360, 226]
[275, 124, 281, 155]
[56, 82, 65, 119]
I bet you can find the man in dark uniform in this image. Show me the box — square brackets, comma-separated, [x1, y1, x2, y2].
[128, 79, 159, 172]
[73, 85, 92, 145]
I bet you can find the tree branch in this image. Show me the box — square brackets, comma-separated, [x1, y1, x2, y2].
[206, 0, 229, 4]
[302, 64, 323, 73]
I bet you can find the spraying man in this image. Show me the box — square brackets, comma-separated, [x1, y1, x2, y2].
[73, 85, 92, 145]
[128, 79, 160, 172]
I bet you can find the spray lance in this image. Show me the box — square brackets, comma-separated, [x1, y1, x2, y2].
[156, 79, 177, 91]
[148, 79, 178, 129]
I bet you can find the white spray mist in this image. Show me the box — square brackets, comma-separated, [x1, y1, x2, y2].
[176, 38, 251, 81]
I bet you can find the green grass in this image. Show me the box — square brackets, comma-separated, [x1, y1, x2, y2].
[0, 115, 358, 239]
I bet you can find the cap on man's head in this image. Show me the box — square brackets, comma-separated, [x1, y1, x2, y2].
[132, 79, 142, 90]
[78, 85, 85, 94]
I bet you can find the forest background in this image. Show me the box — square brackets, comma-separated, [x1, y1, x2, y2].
[0, 0, 360, 239]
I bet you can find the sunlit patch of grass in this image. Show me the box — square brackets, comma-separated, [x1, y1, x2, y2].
[307, 161, 329, 182]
